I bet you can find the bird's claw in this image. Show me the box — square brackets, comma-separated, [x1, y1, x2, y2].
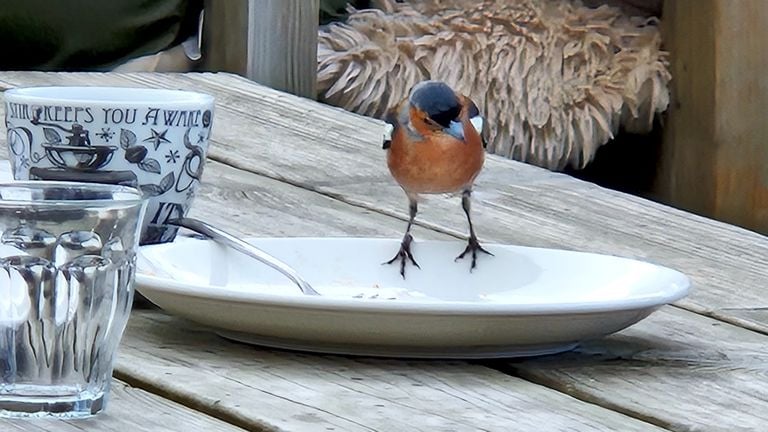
[384, 233, 420, 278]
[455, 236, 493, 271]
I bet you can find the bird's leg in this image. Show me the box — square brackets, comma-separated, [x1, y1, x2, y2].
[385, 197, 420, 278]
[455, 190, 493, 270]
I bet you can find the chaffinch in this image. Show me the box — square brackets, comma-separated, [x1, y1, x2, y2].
[383, 80, 491, 278]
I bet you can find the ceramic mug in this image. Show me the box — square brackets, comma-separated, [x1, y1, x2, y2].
[3, 86, 214, 245]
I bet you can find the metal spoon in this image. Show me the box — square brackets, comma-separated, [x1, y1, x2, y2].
[168, 217, 321, 296]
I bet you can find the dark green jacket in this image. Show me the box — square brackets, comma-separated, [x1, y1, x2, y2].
[0, 0, 202, 70]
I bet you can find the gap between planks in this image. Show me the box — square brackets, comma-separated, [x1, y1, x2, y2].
[113, 368, 278, 432]
[483, 361, 677, 431]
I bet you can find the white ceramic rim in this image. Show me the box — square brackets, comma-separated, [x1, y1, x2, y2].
[4, 86, 214, 106]
[136, 238, 692, 316]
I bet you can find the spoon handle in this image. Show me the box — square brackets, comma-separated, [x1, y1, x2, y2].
[169, 217, 321, 296]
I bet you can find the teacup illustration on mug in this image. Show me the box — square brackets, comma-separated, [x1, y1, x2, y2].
[4, 86, 215, 245]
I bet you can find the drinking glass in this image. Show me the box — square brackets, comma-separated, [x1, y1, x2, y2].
[0, 181, 146, 418]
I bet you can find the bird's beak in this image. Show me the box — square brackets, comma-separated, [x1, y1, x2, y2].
[444, 116, 483, 140]
[445, 120, 465, 140]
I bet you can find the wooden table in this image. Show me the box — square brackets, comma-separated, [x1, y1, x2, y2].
[0, 72, 766, 432]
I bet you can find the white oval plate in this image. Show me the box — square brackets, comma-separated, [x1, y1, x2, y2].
[135, 237, 690, 359]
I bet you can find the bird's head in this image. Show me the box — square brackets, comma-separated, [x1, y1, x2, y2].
[382, 80, 485, 149]
[409, 81, 461, 129]
[408, 81, 483, 141]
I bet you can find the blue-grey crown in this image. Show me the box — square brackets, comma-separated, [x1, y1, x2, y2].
[409, 81, 461, 128]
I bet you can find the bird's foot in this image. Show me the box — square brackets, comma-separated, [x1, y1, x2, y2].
[455, 236, 493, 271]
[384, 233, 420, 278]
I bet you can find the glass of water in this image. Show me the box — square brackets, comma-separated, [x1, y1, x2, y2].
[0, 181, 146, 418]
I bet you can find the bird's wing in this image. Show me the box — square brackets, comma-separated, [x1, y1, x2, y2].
[382, 107, 398, 149]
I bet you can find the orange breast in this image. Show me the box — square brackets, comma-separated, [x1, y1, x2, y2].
[387, 123, 485, 195]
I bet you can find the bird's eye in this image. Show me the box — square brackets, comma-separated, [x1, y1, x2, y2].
[424, 117, 442, 128]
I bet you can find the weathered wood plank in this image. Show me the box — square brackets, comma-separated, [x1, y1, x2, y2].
[657, 0, 768, 235]
[0, 380, 246, 432]
[187, 159, 446, 240]
[119, 310, 668, 432]
[246, 0, 319, 98]
[202, 0, 250, 77]
[201, 0, 319, 98]
[506, 306, 768, 432]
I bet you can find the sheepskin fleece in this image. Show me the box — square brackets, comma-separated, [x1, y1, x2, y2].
[317, 0, 671, 170]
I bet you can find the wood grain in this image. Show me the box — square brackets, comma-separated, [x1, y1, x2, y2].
[202, 0, 250, 77]
[506, 306, 768, 432]
[246, 0, 319, 98]
[118, 310, 668, 432]
[200, 0, 319, 98]
[657, 0, 768, 234]
[0, 380, 245, 432]
[187, 159, 447, 240]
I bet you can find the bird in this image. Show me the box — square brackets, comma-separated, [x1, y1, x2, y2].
[382, 80, 491, 278]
